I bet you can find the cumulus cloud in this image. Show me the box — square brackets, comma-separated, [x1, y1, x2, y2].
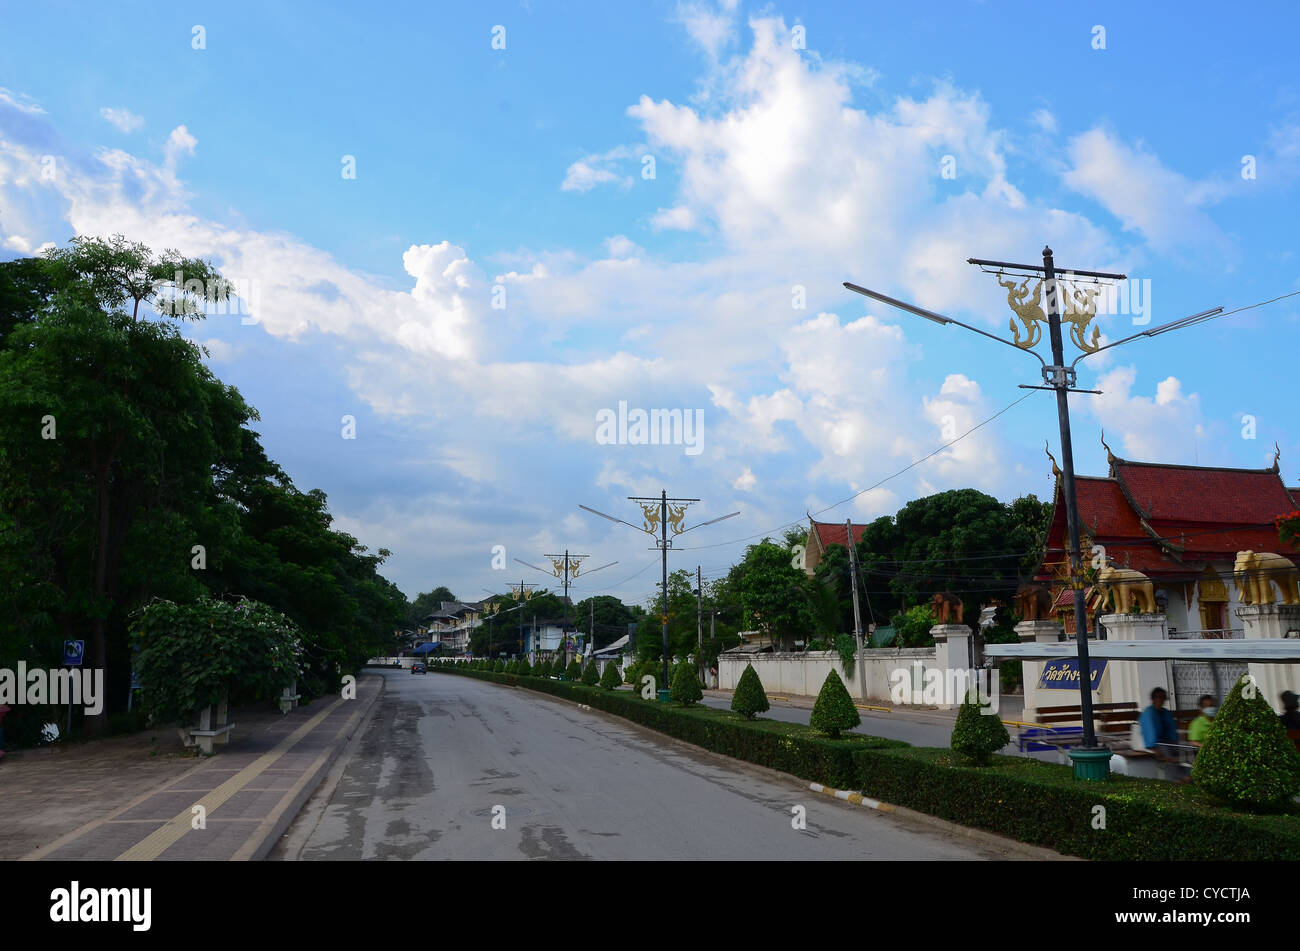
[1086, 366, 1204, 462]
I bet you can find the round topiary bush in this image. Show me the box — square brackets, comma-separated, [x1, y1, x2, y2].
[493, 660, 505, 673]
[670, 659, 703, 705]
[809, 669, 860, 739]
[731, 663, 770, 720]
[536, 659, 551, 678]
[566, 659, 583, 681]
[949, 687, 1010, 766]
[599, 662, 622, 690]
[1192, 675, 1300, 812]
[518, 658, 532, 676]
[582, 660, 600, 685]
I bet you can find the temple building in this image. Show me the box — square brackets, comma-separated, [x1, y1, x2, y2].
[1037, 440, 1298, 642]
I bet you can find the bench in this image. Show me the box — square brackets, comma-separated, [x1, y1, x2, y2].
[278, 681, 301, 714]
[1018, 702, 1140, 752]
[181, 699, 235, 755]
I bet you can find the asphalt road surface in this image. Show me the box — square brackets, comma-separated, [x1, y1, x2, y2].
[273, 670, 1015, 861]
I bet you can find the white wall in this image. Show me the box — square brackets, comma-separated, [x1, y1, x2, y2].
[718, 649, 937, 703]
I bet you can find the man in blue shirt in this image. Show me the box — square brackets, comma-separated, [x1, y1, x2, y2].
[1139, 686, 1178, 758]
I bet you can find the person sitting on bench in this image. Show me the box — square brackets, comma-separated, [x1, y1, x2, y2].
[1188, 694, 1216, 747]
[1139, 687, 1178, 759]
[1281, 691, 1300, 730]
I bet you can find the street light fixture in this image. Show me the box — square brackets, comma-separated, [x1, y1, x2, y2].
[581, 493, 739, 698]
[846, 246, 1226, 781]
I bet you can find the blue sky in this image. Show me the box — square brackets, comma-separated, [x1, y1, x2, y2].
[2, 0, 1298, 606]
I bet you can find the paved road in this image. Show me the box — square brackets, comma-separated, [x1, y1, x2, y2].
[272, 670, 1016, 860]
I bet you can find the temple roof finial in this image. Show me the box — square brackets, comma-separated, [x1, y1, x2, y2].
[1045, 440, 1062, 480]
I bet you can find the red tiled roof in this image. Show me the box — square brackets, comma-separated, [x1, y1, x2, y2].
[811, 520, 868, 551]
[1112, 459, 1295, 524]
[1039, 458, 1299, 580]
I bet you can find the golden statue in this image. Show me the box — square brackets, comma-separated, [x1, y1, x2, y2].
[667, 502, 690, 535]
[1097, 564, 1158, 614]
[1061, 281, 1102, 353]
[637, 501, 662, 535]
[998, 274, 1045, 349]
[1234, 550, 1300, 605]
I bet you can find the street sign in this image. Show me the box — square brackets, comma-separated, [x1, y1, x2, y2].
[62, 640, 85, 667]
[1038, 658, 1106, 690]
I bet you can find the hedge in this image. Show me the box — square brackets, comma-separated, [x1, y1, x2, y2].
[431, 663, 904, 788]
[853, 746, 1300, 861]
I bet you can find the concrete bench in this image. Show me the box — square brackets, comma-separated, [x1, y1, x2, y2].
[181, 700, 235, 755]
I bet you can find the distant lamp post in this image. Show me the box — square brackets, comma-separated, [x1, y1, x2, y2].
[846, 246, 1225, 781]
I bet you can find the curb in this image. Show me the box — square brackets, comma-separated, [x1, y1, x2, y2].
[808, 782, 893, 812]
[239, 672, 385, 861]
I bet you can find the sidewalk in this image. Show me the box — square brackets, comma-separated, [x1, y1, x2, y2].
[6, 673, 382, 862]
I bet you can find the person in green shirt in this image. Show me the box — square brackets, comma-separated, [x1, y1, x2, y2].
[1188, 694, 1217, 745]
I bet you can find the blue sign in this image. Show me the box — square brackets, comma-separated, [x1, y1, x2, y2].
[62, 639, 85, 667]
[1039, 658, 1107, 690]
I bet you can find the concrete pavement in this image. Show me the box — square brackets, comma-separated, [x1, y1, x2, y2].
[10, 673, 382, 861]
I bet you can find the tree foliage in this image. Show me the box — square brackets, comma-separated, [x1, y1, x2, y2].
[0, 240, 406, 737]
[731, 664, 770, 719]
[670, 658, 703, 705]
[809, 670, 860, 738]
[950, 689, 1011, 766]
[1192, 676, 1300, 812]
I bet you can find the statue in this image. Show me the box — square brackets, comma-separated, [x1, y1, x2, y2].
[1096, 564, 1158, 614]
[1234, 550, 1300, 606]
[1014, 583, 1054, 621]
[931, 591, 964, 625]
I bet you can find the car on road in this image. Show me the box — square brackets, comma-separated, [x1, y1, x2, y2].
[411, 662, 427, 674]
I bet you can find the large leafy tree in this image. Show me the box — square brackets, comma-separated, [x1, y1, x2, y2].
[733, 540, 817, 651]
[406, 586, 457, 628]
[0, 238, 406, 736]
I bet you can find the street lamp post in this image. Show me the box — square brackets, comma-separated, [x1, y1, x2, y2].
[846, 246, 1224, 780]
[580, 492, 739, 700]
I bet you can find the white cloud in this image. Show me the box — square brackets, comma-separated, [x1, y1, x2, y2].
[100, 107, 144, 133]
[1087, 366, 1204, 461]
[163, 125, 197, 169]
[1062, 128, 1231, 256]
[733, 466, 757, 491]
[561, 145, 636, 192]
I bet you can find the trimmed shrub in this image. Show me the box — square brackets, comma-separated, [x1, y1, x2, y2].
[566, 659, 583, 681]
[671, 660, 703, 705]
[950, 688, 1010, 766]
[1192, 675, 1300, 812]
[599, 662, 622, 690]
[493, 660, 505, 673]
[731, 664, 770, 720]
[854, 746, 1300, 861]
[582, 660, 600, 686]
[518, 658, 532, 677]
[536, 659, 551, 678]
[809, 669, 860, 739]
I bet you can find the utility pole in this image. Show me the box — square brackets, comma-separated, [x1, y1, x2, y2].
[696, 565, 705, 687]
[845, 520, 867, 693]
[846, 245, 1225, 781]
[580, 493, 739, 699]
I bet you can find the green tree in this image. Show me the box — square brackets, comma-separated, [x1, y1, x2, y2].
[566, 659, 582, 680]
[407, 587, 457, 628]
[734, 541, 817, 650]
[809, 670, 860, 738]
[950, 688, 1010, 766]
[731, 664, 770, 719]
[599, 662, 622, 690]
[581, 660, 600, 685]
[670, 658, 703, 705]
